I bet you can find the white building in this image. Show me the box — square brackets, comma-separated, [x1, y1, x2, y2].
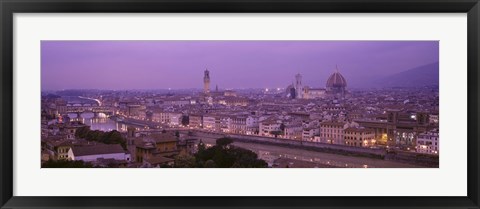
[319, 121, 358, 145]
[302, 128, 320, 141]
[246, 116, 259, 135]
[246, 116, 259, 128]
[344, 127, 376, 147]
[284, 123, 303, 140]
[221, 116, 233, 133]
[168, 112, 182, 126]
[68, 144, 130, 162]
[429, 114, 439, 124]
[416, 129, 439, 155]
[203, 115, 217, 130]
[189, 114, 203, 128]
[259, 118, 281, 137]
[229, 116, 246, 134]
[152, 110, 170, 123]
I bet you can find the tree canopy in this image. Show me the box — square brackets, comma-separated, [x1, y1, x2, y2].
[181, 115, 189, 126]
[42, 159, 94, 168]
[192, 137, 267, 168]
[75, 126, 126, 149]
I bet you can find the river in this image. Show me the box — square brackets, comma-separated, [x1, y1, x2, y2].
[198, 135, 420, 168]
[67, 112, 128, 132]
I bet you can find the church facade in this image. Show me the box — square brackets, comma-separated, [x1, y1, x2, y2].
[286, 66, 348, 99]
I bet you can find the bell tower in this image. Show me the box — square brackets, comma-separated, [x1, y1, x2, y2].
[203, 69, 210, 94]
[295, 73, 303, 99]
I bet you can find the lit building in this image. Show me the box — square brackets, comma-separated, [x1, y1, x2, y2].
[168, 112, 182, 126]
[344, 127, 376, 147]
[356, 110, 432, 149]
[127, 104, 146, 117]
[303, 87, 326, 99]
[416, 129, 439, 155]
[55, 99, 67, 114]
[202, 115, 216, 130]
[152, 110, 170, 124]
[259, 118, 282, 136]
[229, 116, 247, 134]
[189, 114, 203, 128]
[220, 116, 232, 133]
[134, 133, 178, 163]
[284, 123, 303, 140]
[224, 90, 237, 97]
[246, 116, 259, 135]
[319, 121, 358, 145]
[302, 128, 320, 141]
[429, 114, 439, 124]
[218, 97, 249, 106]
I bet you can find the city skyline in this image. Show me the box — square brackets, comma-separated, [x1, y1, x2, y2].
[41, 41, 439, 90]
[41, 40, 439, 168]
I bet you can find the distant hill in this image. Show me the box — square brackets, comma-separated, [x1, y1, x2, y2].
[371, 62, 439, 88]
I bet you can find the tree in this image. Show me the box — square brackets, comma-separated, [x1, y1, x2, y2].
[75, 126, 91, 138]
[197, 140, 206, 152]
[174, 152, 197, 168]
[280, 123, 286, 131]
[204, 160, 216, 168]
[75, 128, 126, 149]
[42, 159, 93, 168]
[216, 137, 233, 147]
[270, 130, 282, 138]
[193, 137, 268, 168]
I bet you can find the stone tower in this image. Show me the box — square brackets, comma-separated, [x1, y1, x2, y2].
[295, 73, 303, 99]
[204, 69, 210, 94]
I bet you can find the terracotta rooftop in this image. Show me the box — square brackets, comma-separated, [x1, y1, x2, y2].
[320, 121, 347, 126]
[71, 144, 125, 157]
[145, 156, 174, 165]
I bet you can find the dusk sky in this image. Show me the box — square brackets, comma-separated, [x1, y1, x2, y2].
[41, 41, 439, 90]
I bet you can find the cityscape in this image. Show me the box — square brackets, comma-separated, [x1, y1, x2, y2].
[41, 41, 439, 168]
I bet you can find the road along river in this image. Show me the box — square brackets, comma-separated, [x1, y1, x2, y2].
[195, 133, 420, 168]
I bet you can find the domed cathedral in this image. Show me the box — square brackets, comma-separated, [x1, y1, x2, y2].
[285, 65, 348, 99]
[326, 65, 348, 98]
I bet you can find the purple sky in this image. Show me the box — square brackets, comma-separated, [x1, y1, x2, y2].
[41, 41, 439, 90]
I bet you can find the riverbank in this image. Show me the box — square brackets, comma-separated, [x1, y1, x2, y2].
[196, 133, 422, 168]
[191, 130, 438, 168]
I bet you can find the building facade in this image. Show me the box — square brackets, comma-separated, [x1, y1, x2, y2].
[416, 129, 439, 155]
[344, 127, 376, 147]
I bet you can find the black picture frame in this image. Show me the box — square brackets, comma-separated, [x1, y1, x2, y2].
[1, 0, 479, 208]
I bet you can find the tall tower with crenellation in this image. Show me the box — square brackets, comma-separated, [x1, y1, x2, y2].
[204, 68, 210, 94]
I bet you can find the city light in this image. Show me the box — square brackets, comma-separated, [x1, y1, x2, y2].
[41, 41, 439, 168]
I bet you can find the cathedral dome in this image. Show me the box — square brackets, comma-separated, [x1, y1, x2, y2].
[326, 67, 347, 88]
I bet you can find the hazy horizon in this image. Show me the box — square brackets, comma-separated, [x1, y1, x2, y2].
[41, 41, 439, 91]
